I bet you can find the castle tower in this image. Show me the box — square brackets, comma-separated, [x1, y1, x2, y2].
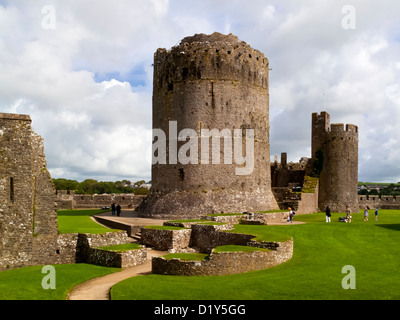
[138, 32, 278, 218]
[311, 112, 359, 213]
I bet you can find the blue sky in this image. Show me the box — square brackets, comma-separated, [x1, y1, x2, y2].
[0, 0, 399, 183]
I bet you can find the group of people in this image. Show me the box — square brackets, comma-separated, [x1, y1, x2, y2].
[287, 207, 295, 223]
[111, 203, 122, 216]
[363, 206, 379, 222]
[325, 205, 379, 223]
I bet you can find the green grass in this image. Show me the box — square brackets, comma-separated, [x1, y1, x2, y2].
[57, 209, 120, 234]
[0, 264, 119, 300]
[97, 243, 142, 252]
[111, 210, 400, 300]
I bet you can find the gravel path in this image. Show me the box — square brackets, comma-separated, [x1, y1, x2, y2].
[66, 249, 165, 300]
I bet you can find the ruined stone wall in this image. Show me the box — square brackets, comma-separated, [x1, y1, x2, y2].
[152, 239, 293, 276]
[358, 195, 400, 210]
[87, 246, 147, 268]
[0, 114, 35, 270]
[190, 224, 254, 254]
[138, 32, 278, 219]
[0, 113, 60, 270]
[271, 153, 308, 188]
[312, 112, 359, 212]
[141, 227, 192, 252]
[55, 192, 145, 210]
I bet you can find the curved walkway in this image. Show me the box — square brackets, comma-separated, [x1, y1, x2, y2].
[67, 249, 165, 300]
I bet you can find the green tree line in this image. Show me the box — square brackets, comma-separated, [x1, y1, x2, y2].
[52, 178, 150, 195]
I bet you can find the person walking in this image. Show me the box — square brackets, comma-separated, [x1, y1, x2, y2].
[325, 205, 331, 223]
[346, 206, 352, 223]
[287, 208, 291, 223]
[289, 208, 295, 223]
[116, 204, 121, 217]
[364, 206, 369, 221]
[375, 208, 378, 221]
[111, 203, 116, 216]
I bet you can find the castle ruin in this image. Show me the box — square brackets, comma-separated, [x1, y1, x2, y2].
[271, 111, 359, 213]
[138, 32, 279, 218]
[0, 33, 362, 272]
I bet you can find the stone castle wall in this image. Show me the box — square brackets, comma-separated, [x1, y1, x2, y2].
[138, 32, 278, 219]
[358, 195, 400, 210]
[0, 113, 62, 270]
[0, 113, 137, 271]
[55, 191, 145, 210]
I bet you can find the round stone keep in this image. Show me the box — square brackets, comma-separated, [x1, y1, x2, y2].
[137, 33, 278, 219]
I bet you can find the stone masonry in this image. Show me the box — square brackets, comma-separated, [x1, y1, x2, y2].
[0, 113, 136, 271]
[0, 113, 61, 270]
[312, 112, 359, 212]
[138, 32, 278, 219]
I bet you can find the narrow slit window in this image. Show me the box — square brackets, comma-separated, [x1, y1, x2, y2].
[10, 177, 14, 203]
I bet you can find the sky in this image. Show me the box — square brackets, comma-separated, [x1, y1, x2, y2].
[0, 0, 399, 183]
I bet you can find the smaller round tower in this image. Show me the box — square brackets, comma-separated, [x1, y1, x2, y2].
[312, 112, 359, 213]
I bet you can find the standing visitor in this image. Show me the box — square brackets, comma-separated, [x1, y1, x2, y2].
[364, 206, 369, 221]
[111, 203, 116, 216]
[116, 204, 121, 217]
[346, 206, 352, 223]
[325, 206, 331, 223]
[375, 208, 378, 221]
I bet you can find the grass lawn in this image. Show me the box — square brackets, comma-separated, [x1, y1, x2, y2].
[0, 264, 119, 300]
[57, 209, 120, 234]
[111, 210, 400, 300]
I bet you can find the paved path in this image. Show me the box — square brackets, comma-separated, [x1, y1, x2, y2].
[67, 249, 165, 300]
[68, 212, 167, 300]
[94, 209, 167, 226]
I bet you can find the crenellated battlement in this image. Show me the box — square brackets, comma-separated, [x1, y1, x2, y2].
[154, 32, 269, 91]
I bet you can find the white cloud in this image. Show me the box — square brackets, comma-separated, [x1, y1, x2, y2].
[0, 0, 400, 183]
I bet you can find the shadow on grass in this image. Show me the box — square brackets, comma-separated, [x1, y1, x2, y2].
[57, 210, 109, 217]
[376, 224, 400, 232]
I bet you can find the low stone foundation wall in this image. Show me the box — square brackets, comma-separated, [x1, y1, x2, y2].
[27, 231, 134, 267]
[93, 216, 139, 237]
[152, 239, 293, 276]
[190, 224, 253, 253]
[251, 212, 288, 224]
[141, 227, 192, 252]
[87, 246, 147, 268]
[202, 214, 245, 224]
